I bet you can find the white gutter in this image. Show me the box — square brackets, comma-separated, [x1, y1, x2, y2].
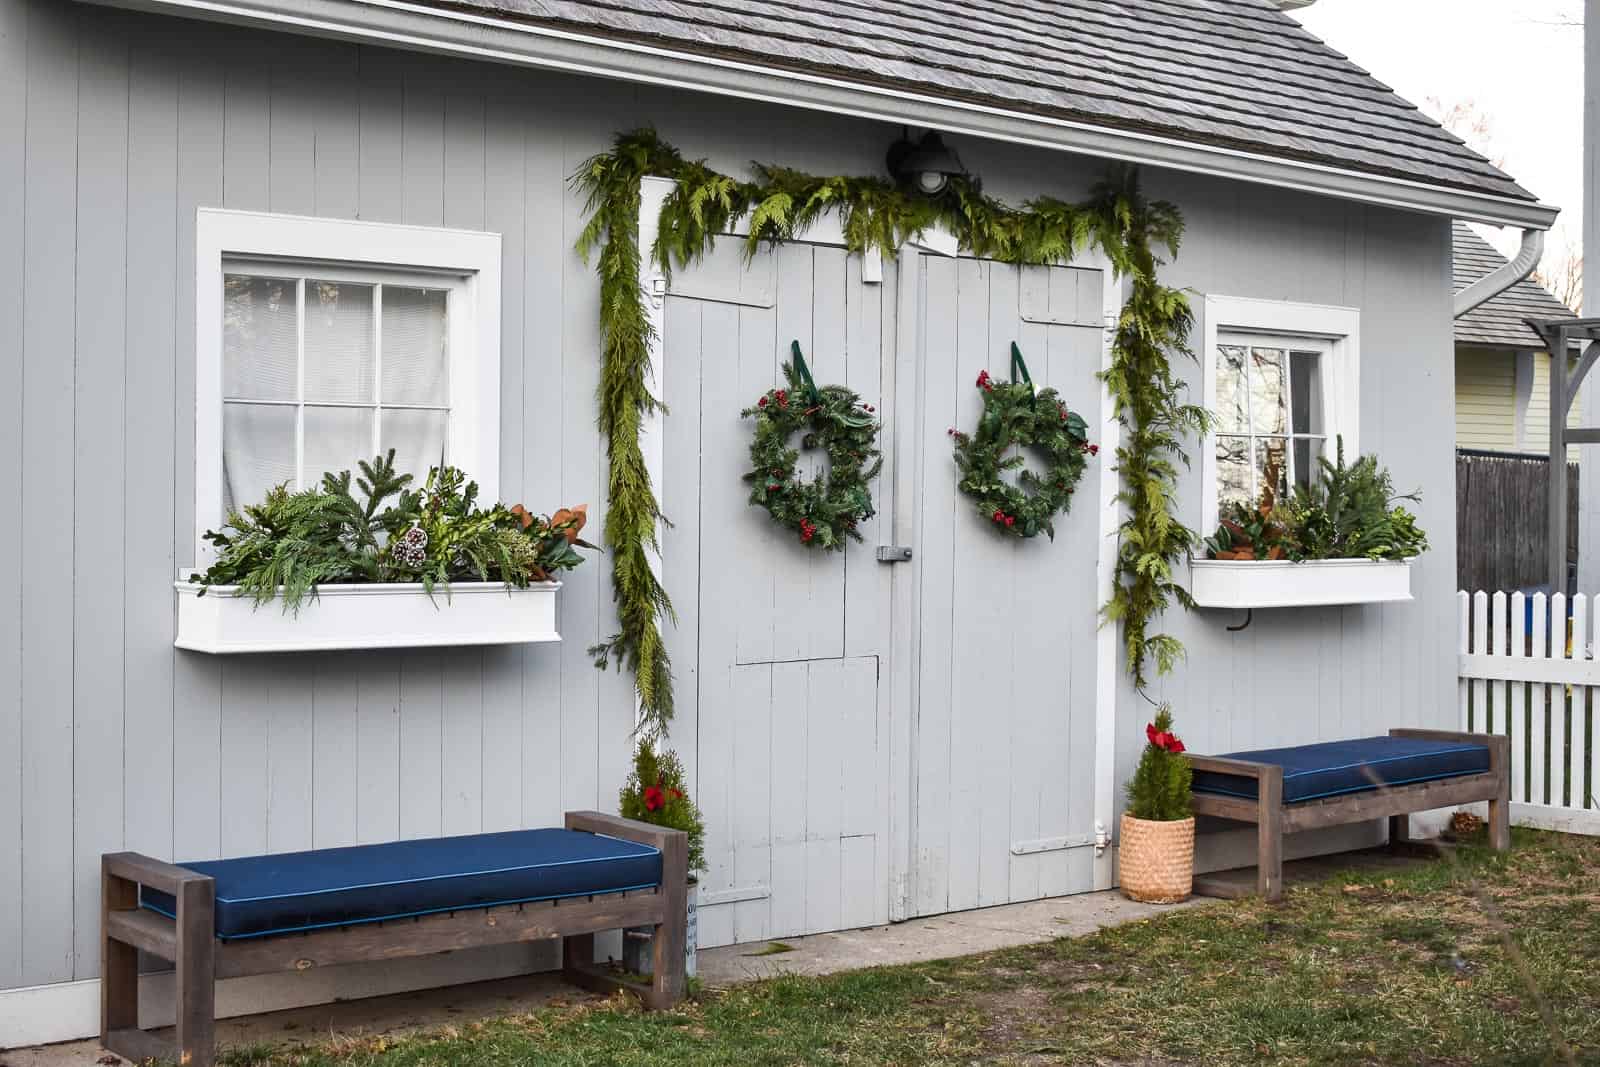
[75, 0, 1560, 231]
[1454, 228, 1546, 318]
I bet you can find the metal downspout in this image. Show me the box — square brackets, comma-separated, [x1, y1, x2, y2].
[1454, 228, 1546, 318]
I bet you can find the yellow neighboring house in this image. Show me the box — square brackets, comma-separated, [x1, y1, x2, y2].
[1454, 220, 1580, 457]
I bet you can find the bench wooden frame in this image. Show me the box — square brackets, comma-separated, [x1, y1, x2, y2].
[1187, 728, 1511, 902]
[101, 810, 687, 1067]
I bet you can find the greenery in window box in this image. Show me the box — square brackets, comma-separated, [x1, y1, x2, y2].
[618, 738, 707, 876]
[1124, 705, 1192, 822]
[190, 450, 595, 611]
[1203, 440, 1428, 563]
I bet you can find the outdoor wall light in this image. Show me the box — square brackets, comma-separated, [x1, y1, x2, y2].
[886, 130, 966, 195]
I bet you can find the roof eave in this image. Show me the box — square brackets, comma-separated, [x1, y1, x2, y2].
[75, 0, 1563, 231]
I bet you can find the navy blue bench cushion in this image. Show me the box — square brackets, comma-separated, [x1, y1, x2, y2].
[140, 828, 662, 940]
[1191, 735, 1492, 805]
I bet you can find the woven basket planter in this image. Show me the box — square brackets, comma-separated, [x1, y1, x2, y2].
[1119, 813, 1195, 903]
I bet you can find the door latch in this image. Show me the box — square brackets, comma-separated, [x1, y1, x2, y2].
[876, 546, 913, 563]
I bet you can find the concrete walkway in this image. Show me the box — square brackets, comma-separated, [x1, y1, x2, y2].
[4, 890, 1198, 1066]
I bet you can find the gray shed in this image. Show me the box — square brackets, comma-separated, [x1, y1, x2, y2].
[0, 0, 1553, 1046]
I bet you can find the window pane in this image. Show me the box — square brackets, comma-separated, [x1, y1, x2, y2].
[304, 281, 375, 404]
[1249, 348, 1287, 434]
[382, 408, 448, 487]
[382, 287, 449, 406]
[1294, 437, 1325, 493]
[223, 402, 296, 514]
[1291, 350, 1323, 435]
[1216, 434, 1252, 512]
[1257, 436, 1288, 504]
[302, 405, 375, 487]
[223, 275, 298, 401]
[1215, 344, 1249, 434]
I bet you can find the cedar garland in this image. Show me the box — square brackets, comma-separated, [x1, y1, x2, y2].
[574, 129, 1205, 728]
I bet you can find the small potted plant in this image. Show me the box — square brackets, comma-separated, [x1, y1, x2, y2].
[618, 738, 706, 977]
[1119, 706, 1194, 903]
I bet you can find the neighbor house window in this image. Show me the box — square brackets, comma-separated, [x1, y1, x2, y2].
[194, 210, 501, 566]
[1201, 296, 1359, 535]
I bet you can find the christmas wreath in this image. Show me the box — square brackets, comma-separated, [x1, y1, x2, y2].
[950, 343, 1096, 539]
[742, 341, 882, 549]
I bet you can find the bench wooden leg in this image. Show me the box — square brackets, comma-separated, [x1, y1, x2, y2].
[101, 862, 140, 1040]
[176, 879, 217, 1067]
[1486, 731, 1512, 851]
[1257, 767, 1284, 903]
[1388, 813, 1410, 851]
[644, 833, 688, 1010]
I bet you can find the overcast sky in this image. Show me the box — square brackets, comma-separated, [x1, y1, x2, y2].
[1292, 0, 1583, 265]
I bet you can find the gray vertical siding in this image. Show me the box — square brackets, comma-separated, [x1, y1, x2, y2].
[0, 0, 1459, 994]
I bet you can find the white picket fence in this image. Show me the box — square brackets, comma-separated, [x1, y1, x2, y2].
[1457, 590, 1600, 836]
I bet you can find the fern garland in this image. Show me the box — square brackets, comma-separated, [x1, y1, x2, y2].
[575, 129, 1205, 719]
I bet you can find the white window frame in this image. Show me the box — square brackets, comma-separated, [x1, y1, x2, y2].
[194, 208, 501, 568]
[1201, 294, 1360, 536]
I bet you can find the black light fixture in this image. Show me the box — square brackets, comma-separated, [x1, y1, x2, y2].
[886, 129, 966, 195]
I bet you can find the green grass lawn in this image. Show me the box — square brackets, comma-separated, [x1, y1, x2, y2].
[222, 829, 1600, 1067]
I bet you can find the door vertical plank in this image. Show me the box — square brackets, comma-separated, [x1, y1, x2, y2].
[768, 244, 819, 662]
[943, 257, 994, 914]
[802, 660, 844, 935]
[312, 659, 359, 848]
[441, 652, 484, 837]
[843, 254, 886, 661]
[911, 256, 960, 917]
[767, 660, 808, 936]
[730, 664, 774, 945]
[0, 0, 27, 988]
[265, 659, 314, 853]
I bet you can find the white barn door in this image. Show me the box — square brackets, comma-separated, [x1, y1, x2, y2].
[660, 238, 896, 947]
[894, 254, 1106, 917]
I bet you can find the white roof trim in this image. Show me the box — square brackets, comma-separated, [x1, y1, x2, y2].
[81, 0, 1560, 230]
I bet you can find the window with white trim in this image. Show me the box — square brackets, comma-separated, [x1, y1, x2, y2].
[222, 265, 460, 512]
[195, 210, 501, 565]
[1201, 296, 1359, 534]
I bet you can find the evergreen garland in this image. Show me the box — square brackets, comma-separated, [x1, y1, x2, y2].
[741, 347, 882, 550]
[574, 129, 1205, 722]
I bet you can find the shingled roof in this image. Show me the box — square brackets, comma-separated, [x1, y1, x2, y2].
[1453, 221, 1576, 350]
[437, 0, 1534, 204]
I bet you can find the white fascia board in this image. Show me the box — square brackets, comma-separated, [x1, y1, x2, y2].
[78, 0, 1559, 232]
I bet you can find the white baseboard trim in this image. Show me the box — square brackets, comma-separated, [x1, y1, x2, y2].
[0, 940, 571, 1051]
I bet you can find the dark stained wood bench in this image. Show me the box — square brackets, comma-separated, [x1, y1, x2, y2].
[1187, 728, 1510, 902]
[101, 811, 687, 1067]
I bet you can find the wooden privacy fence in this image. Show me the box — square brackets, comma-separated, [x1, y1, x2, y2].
[1457, 590, 1600, 836]
[1456, 450, 1579, 594]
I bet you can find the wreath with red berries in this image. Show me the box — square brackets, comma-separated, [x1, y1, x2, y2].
[741, 341, 882, 550]
[949, 343, 1097, 540]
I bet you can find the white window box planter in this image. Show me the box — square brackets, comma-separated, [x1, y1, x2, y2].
[1188, 557, 1414, 610]
[174, 580, 560, 653]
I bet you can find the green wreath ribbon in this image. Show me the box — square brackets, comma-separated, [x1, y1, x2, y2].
[742, 342, 883, 550]
[950, 343, 1096, 539]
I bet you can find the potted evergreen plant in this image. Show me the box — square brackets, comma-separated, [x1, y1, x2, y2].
[1119, 706, 1194, 904]
[618, 738, 706, 978]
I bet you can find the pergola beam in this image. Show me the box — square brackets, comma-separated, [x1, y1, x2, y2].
[1528, 317, 1600, 592]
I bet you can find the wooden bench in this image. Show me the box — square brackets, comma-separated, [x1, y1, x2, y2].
[101, 811, 687, 1067]
[1187, 728, 1510, 902]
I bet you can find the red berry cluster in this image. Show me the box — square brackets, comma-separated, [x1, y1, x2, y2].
[1144, 722, 1185, 754]
[643, 778, 686, 812]
[1082, 442, 1100, 456]
[776, 389, 789, 409]
[861, 402, 876, 413]
[976, 369, 994, 392]
[798, 518, 818, 543]
[991, 509, 1015, 528]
